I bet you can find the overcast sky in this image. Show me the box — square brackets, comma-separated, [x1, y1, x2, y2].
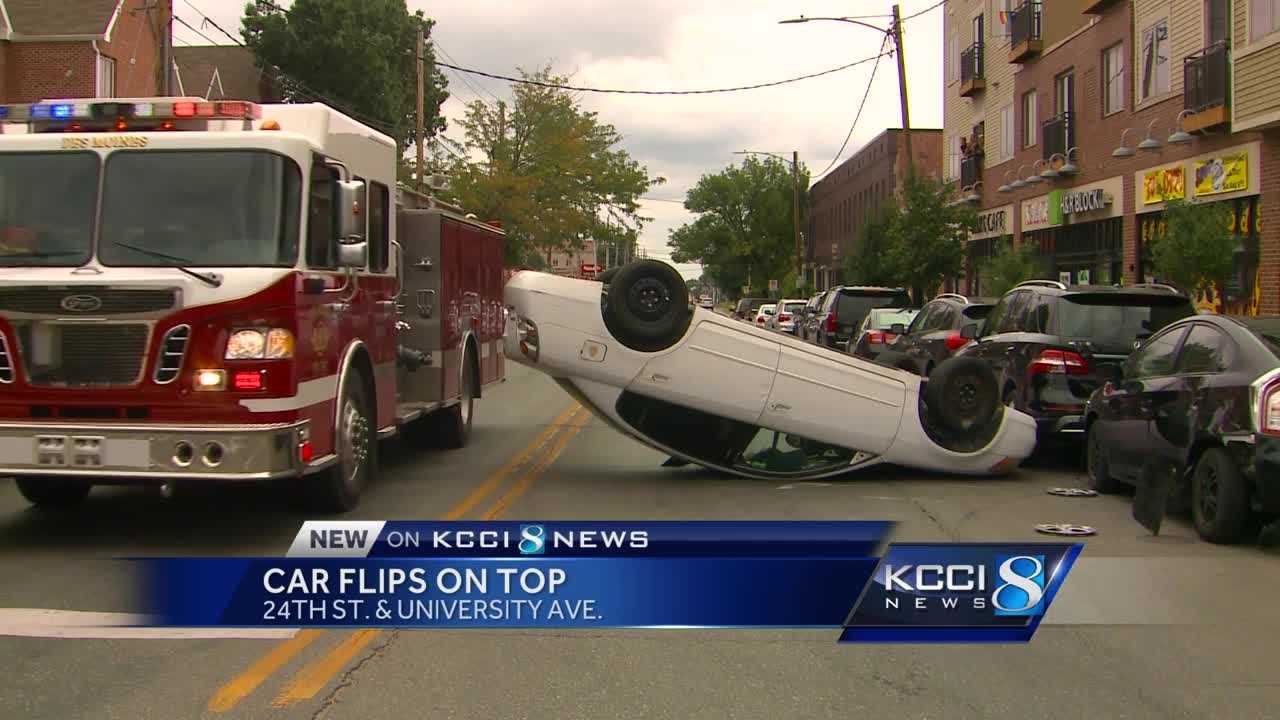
[174, 1, 945, 280]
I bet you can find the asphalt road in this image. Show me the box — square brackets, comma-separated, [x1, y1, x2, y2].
[2, 362, 1279, 720]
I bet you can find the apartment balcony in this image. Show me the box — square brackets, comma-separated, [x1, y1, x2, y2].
[1183, 41, 1230, 132]
[1008, 1, 1042, 63]
[1082, 0, 1121, 13]
[1042, 111, 1073, 161]
[959, 42, 985, 97]
[960, 151, 983, 189]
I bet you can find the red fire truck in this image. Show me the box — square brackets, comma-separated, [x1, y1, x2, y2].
[0, 97, 506, 511]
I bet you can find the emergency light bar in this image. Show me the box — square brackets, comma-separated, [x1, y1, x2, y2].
[0, 99, 262, 124]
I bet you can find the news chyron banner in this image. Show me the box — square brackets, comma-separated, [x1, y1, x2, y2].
[133, 522, 1083, 643]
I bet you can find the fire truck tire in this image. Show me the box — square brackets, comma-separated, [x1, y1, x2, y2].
[603, 260, 691, 353]
[15, 477, 91, 508]
[436, 348, 476, 449]
[311, 372, 374, 513]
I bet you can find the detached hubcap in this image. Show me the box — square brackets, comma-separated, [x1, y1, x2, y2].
[627, 278, 670, 320]
[339, 398, 369, 488]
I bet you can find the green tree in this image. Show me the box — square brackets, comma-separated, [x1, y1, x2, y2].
[241, 0, 449, 154]
[1151, 198, 1237, 308]
[979, 241, 1048, 296]
[668, 155, 808, 298]
[844, 207, 897, 286]
[878, 174, 977, 302]
[445, 67, 660, 265]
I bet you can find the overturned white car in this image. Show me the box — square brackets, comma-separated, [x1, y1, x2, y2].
[504, 261, 1036, 480]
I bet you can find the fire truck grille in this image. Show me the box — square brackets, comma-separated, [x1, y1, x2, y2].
[0, 287, 179, 315]
[14, 323, 150, 387]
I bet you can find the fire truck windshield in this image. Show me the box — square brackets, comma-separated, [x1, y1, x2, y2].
[0, 151, 99, 266]
[98, 150, 302, 267]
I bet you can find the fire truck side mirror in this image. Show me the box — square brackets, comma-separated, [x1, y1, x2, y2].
[336, 180, 366, 241]
[337, 241, 368, 269]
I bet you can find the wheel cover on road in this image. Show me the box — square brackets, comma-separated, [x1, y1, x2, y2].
[339, 396, 370, 489]
[627, 277, 670, 320]
[1034, 523, 1097, 536]
[1198, 464, 1220, 522]
[1047, 488, 1098, 497]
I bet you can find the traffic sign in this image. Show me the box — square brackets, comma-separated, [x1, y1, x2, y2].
[768, 279, 779, 291]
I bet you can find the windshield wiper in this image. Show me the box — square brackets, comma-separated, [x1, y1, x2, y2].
[111, 241, 222, 287]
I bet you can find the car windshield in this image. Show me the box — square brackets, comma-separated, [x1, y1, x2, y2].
[759, 305, 776, 315]
[98, 151, 301, 267]
[782, 302, 806, 315]
[836, 292, 909, 326]
[1239, 317, 1280, 360]
[1056, 295, 1196, 354]
[867, 309, 918, 330]
[0, 152, 99, 266]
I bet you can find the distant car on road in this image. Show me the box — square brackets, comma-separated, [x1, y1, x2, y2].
[503, 260, 1036, 481]
[875, 294, 995, 376]
[753, 304, 777, 326]
[766, 299, 807, 334]
[698, 296, 715, 309]
[811, 286, 912, 350]
[955, 280, 1197, 445]
[848, 308, 920, 363]
[1085, 314, 1280, 544]
[734, 297, 770, 320]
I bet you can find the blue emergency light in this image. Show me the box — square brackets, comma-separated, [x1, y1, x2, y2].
[0, 99, 261, 127]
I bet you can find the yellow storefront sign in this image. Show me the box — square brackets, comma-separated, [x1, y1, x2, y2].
[1142, 167, 1185, 204]
[1194, 150, 1248, 196]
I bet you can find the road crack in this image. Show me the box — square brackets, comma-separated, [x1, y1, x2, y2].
[310, 629, 400, 720]
[909, 497, 957, 541]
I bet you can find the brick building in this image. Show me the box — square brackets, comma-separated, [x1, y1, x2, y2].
[946, 0, 1280, 315]
[0, 0, 172, 102]
[172, 45, 282, 102]
[805, 128, 943, 291]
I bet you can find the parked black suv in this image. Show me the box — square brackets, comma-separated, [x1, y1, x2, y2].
[810, 286, 912, 349]
[955, 280, 1197, 443]
[875, 293, 996, 376]
[734, 297, 770, 320]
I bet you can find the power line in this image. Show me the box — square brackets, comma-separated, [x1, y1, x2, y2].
[435, 42, 501, 102]
[903, 0, 946, 22]
[812, 35, 889, 181]
[432, 52, 892, 96]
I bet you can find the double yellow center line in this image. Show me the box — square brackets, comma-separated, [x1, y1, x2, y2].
[207, 401, 590, 713]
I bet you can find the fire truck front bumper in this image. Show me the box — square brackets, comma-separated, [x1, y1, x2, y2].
[0, 420, 321, 482]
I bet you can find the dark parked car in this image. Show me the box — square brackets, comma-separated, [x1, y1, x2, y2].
[810, 286, 912, 349]
[875, 293, 996, 376]
[797, 292, 826, 342]
[734, 297, 770, 320]
[848, 307, 920, 363]
[954, 280, 1197, 443]
[1084, 314, 1280, 543]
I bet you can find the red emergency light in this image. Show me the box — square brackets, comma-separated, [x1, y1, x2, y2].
[0, 99, 262, 126]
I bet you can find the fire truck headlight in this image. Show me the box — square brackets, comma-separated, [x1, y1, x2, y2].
[226, 329, 266, 359]
[194, 369, 226, 391]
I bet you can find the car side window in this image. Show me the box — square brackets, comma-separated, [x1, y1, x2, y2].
[306, 159, 339, 269]
[933, 306, 957, 331]
[1022, 295, 1051, 333]
[1130, 326, 1189, 378]
[1175, 324, 1232, 374]
[998, 291, 1030, 333]
[908, 303, 936, 333]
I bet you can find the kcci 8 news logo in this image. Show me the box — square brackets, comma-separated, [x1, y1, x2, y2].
[842, 543, 1084, 642]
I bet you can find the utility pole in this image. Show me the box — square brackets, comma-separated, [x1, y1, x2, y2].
[415, 26, 426, 193]
[891, 5, 914, 178]
[791, 150, 802, 288]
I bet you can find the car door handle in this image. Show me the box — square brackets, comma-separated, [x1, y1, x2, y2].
[769, 402, 791, 412]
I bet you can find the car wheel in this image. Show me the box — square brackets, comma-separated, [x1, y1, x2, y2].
[436, 347, 476, 449]
[1086, 422, 1124, 494]
[603, 260, 692, 352]
[924, 356, 1000, 434]
[1191, 448, 1251, 544]
[311, 372, 374, 513]
[15, 477, 91, 508]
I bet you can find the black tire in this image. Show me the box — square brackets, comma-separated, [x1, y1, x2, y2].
[15, 477, 90, 508]
[436, 348, 476, 449]
[1086, 421, 1124, 494]
[1191, 448, 1251, 544]
[311, 372, 374, 513]
[924, 356, 1000, 434]
[603, 260, 691, 352]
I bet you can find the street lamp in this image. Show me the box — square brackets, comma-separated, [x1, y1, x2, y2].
[780, 6, 915, 176]
[735, 150, 804, 287]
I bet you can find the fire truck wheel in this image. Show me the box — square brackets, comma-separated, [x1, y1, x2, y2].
[604, 260, 692, 352]
[15, 477, 91, 508]
[436, 348, 476, 449]
[312, 373, 374, 513]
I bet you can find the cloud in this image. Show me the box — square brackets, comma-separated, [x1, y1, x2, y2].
[177, 0, 945, 281]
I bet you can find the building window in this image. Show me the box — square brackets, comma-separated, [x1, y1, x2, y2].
[96, 55, 116, 97]
[1021, 91, 1037, 148]
[1251, 0, 1280, 41]
[948, 31, 959, 82]
[999, 104, 1014, 159]
[1140, 20, 1170, 100]
[1103, 43, 1124, 115]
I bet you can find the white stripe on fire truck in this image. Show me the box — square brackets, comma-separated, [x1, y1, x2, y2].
[239, 375, 338, 413]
